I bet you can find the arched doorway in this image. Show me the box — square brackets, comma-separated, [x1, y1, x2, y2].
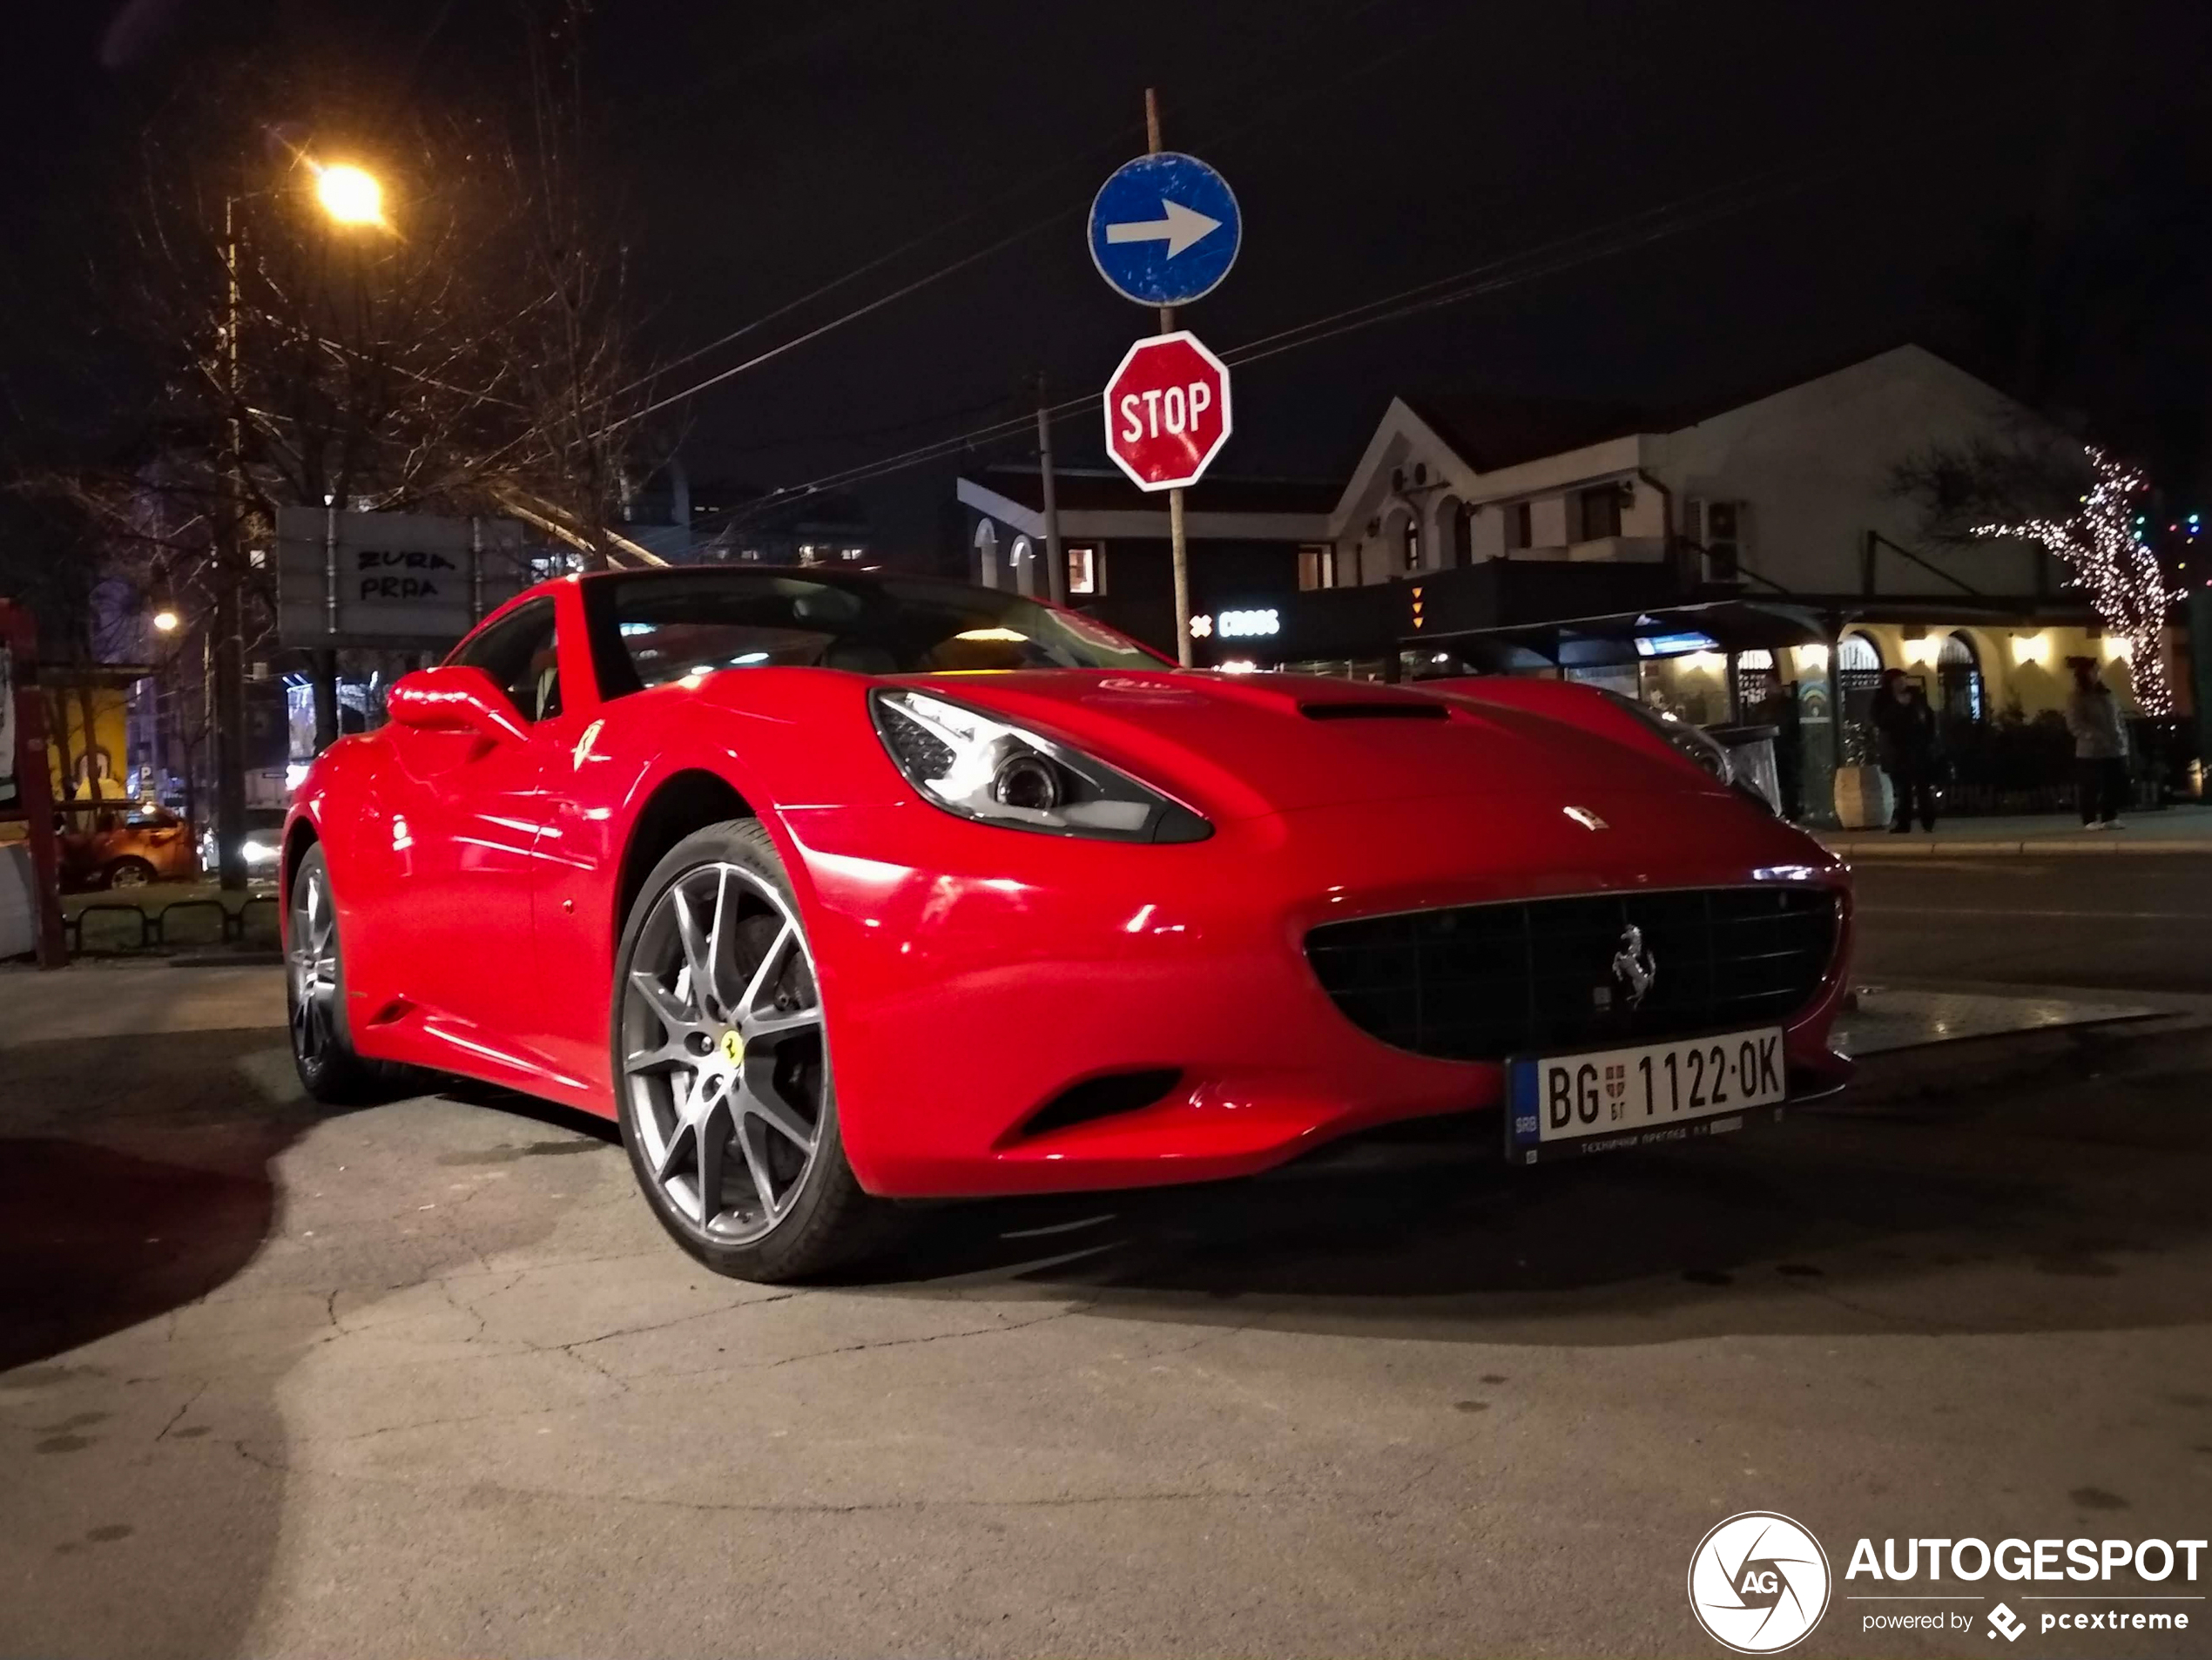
[1008, 535, 1037, 597]
[974, 521, 1000, 589]
[1381, 507, 1420, 575]
[1938, 631, 1985, 725]
[1838, 632, 1884, 731]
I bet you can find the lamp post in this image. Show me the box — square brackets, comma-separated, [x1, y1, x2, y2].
[209, 157, 386, 890]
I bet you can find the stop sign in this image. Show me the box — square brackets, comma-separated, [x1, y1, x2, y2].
[1103, 330, 1233, 492]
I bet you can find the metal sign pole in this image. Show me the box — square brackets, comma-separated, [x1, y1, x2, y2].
[1036, 376, 1067, 606]
[1145, 87, 1196, 668]
[314, 505, 341, 753]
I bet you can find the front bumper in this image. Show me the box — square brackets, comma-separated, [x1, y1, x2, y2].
[781, 789, 1853, 1198]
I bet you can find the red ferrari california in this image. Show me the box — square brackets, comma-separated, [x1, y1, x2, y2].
[282, 567, 1852, 1280]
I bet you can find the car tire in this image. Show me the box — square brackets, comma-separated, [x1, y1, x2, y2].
[287, 845, 411, 1106]
[105, 858, 155, 890]
[611, 818, 887, 1284]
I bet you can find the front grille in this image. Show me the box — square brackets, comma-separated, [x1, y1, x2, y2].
[1305, 887, 1840, 1062]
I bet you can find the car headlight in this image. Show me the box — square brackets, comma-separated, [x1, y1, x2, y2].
[244, 838, 279, 866]
[871, 689, 1211, 843]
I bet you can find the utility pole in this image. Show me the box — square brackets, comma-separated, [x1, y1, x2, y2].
[1036, 373, 1066, 605]
[1144, 86, 1196, 668]
[313, 650, 339, 752]
[212, 195, 249, 892]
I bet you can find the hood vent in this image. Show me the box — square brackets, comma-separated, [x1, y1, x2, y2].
[1299, 701, 1449, 722]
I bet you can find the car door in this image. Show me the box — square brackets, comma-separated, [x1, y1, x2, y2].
[509, 584, 632, 1095]
[123, 806, 192, 881]
[378, 597, 565, 1076]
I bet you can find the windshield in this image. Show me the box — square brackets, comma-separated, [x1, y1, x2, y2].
[585, 571, 1161, 695]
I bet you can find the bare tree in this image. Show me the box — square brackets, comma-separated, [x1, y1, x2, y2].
[4, 3, 662, 859]
[30, 2, 658, 592]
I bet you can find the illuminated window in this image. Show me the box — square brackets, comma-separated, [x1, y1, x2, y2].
[840, 546, 866, 562]
[1066, 545, 1102, 596]
[1298, 545, 1335, 590]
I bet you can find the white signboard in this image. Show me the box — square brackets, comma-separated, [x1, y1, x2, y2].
[277, 508, 536, 650]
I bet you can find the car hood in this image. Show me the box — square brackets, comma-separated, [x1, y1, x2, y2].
[889, 669, 1754, 825]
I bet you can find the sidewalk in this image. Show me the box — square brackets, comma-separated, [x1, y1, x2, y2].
[1820, 803, 2212, 858]
[0, 959, 282, 1050]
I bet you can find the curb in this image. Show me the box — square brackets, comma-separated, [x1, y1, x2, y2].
[1821, 836, 2209, 860]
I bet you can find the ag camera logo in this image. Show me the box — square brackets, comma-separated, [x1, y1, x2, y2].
[1689, 1512, 1831, 1653]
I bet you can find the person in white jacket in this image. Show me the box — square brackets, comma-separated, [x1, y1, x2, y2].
[2064, 656, 2131, 829]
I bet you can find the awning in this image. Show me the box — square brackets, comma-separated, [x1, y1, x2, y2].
[1422, 600, 1831, 671]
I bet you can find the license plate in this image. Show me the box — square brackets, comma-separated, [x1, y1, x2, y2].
[1507, 1028, 1786, 1164]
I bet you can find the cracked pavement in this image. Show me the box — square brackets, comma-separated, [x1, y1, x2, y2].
[7, 862, 2212, 1659]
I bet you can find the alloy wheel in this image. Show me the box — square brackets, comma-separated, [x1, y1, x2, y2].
[621, 863, 826, 1245]
[289, 864, 341, 1066]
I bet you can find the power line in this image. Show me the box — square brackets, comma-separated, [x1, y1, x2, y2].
[619, 126, 1141, 396]
[702, 97, 2034, 515]
[624, 0, 1433, 417]
[624, 213, 1063, 424]
[689, 154, 1885, 514]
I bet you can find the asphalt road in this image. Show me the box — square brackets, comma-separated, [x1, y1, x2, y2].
[4, 862, 2212, 1658]
[1851, 855, 2212, 995]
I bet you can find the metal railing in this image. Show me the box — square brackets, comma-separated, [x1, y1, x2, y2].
[65, 893, 280, 955]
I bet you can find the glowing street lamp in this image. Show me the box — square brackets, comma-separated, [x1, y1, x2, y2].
[152, 607, 180, 634]
[311, 161, 387, 229]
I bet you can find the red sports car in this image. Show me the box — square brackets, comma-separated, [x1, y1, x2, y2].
[283, 568, 1852, 1281]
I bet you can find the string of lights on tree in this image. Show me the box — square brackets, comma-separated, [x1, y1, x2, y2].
[1973, 446, 2184, 716]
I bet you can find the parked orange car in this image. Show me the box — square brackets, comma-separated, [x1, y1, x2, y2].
[54, 800, 198, 890]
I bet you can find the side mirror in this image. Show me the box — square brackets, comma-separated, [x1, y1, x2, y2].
[386, 666, 532, 746]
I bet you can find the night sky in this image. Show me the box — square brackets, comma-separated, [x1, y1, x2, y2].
[4, 1, 2209, 557]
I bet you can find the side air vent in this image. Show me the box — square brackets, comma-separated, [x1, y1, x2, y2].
[1299, 702, 1450, 722]
[1017, 1069, 1182, 1139]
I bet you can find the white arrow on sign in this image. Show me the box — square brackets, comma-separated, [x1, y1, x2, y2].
[1104, 198, 1222, 259]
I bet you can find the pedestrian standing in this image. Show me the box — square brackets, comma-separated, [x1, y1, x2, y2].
[1868, 667, 1940, 833]
[2064, 656, 2130, 830]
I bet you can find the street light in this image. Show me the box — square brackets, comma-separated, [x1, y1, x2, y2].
[148, 563, 179, 634]
[207, 152, 391, 891]
[311, 161, 387, 229]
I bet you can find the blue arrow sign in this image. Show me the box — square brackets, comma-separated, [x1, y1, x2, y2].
[1088, 152, 1241, 308]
